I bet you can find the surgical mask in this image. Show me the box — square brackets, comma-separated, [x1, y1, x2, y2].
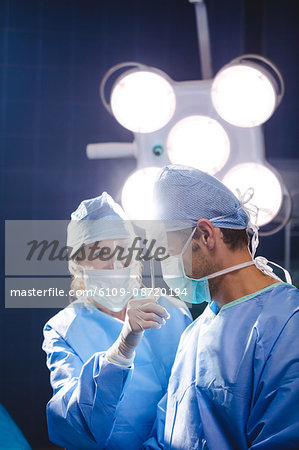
[161, 227, 255, 304]
[69, 260, 142, 311]
[160, 227, 292, 305]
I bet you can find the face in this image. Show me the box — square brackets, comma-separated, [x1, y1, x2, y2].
[77, 238, 132, 270]
[166, 230, 194, 276]
[167, 228, 217, 280]
[167, 230, 190, 256]
[188, 242, 217, 279]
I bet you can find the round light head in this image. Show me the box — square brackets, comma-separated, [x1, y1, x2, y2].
[166, 115, 230, 174]
[111, 70, 176, 133]
[121, 167, 162, 220]
[211, 57, 283, 127]
[222, 163, 283, 226]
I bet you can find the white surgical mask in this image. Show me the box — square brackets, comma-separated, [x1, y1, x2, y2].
[70, 260, 142, 311]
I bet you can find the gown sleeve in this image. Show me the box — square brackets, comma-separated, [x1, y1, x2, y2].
[42, 323, 132, 449]
[142, 318, 193, 450]
[247, 310, 299, 449]
[142, 393, 167, 449]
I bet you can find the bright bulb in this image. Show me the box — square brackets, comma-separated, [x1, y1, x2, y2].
[222, 163, 283, 226]
[167, 115, 230, 174]
[212, 65, 277, 127]
[121, 167, 162, 220]
[111, 71, 176, 133]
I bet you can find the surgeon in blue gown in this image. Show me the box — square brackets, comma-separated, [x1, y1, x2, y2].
[144, 165, 299, 450]
[42, 192, 192, 450]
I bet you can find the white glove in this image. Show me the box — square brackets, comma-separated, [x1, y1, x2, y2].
[106, 298, 170, 367]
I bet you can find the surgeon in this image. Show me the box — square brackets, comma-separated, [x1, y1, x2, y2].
[42, 192, 192, 449]
[144, 165, 299, 449]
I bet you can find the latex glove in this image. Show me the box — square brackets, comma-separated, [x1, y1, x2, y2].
[106, 298, 170, 367]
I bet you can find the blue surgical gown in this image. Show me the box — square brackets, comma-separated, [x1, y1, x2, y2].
[42, 296, 192, 449]
[0, 404, 31, 449]
[144, 282, 299, 449]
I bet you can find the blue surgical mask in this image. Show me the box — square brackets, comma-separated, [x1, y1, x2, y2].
[161, 228, 256, 304]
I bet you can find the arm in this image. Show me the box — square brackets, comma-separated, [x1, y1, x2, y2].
[106, 298, 170, 366]
[43, 325, 132, 449]
[44, 298, 170, 449]
[247, 311, 299, 449]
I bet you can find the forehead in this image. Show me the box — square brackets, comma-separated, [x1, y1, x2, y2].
[85, 237, 132, 250]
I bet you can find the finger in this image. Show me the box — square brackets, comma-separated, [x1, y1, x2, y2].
[134, 314, 145, 331]
[138, 303, 170, 319]
[136, 316, 162, 330]
[128, 298, 157, 308]
[137, 311, 166, 326]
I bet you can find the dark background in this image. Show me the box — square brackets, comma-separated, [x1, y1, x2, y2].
[0, 0, 298, 448]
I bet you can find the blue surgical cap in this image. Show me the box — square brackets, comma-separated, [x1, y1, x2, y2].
[67, 192, 134, 258]
[154, 165, 248, 230]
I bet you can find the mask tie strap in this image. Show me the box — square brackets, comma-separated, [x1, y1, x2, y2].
[236, 187, 260, 258]
[254, 256, 292, 284]
[235, 189, 292, 283]
[181, 226, 197, 255]
[205, 260, 255, 280]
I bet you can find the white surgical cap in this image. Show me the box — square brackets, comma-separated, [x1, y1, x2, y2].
[154, 165, 249, 231]
[67, 192, 134, 258]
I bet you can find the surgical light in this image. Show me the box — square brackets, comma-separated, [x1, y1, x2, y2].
[167, 115, 230, 174]
[211, 54, 284, 127]
[121, 167, 162, 220]
[222, 163, 283, 226]
[100, 63, 176, 134]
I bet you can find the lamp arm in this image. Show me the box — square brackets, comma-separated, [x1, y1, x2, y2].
[189, 0, 213, 79]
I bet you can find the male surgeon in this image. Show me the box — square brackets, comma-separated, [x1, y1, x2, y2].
[144, 165, 299, 449]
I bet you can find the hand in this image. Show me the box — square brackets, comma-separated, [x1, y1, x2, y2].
[125, 297, 170, 332]
[106, 298, 170, 367]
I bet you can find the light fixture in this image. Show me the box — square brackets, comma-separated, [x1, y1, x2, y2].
[211, 54, 284, 127]
[222, 162, 283, 226]
[89, 5, 288, 232]
[121, 167, 162, 220]
[166, 115, 230, 174]
[100, 62, 176, 134]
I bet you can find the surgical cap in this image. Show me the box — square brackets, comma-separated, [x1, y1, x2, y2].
[154, 165, 249, 231]
[67, 192, 134, 258]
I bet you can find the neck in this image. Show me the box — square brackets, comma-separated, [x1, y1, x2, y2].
[209, 250, 277, 309]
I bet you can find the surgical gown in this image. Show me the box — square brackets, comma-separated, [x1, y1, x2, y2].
[42, 296, 192, 449]
[144, 282, 299, 449]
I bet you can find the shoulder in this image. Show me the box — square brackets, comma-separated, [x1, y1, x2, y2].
[254, 283, 299, 353]
[223, 283, 299, 329]
[258, 283, 299, 322]
[43, 299, 96, 339]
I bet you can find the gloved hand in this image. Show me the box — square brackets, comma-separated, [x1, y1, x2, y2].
[105, 298, 170, 367]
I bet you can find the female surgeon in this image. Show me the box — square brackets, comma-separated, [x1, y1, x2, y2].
[42, 192, 192, 449]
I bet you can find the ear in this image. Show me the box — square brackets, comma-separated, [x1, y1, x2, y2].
[194, 219, 216, 250]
